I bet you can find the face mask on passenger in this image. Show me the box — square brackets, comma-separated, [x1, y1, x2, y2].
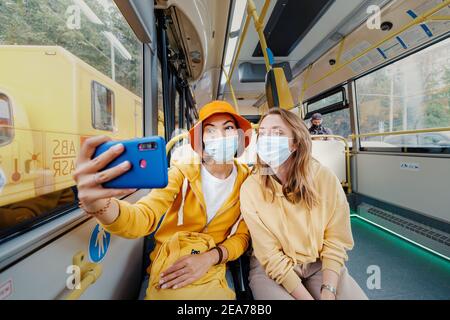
[204, 135, 238, 163]
[256, 135, 293, 169]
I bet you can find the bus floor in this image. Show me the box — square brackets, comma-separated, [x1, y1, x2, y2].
[347, 216, 450, 300]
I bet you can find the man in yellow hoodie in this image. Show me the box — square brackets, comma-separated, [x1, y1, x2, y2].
[73, 100, 253, 299]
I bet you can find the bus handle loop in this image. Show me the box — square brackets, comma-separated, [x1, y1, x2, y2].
[64, 251, 103, 300]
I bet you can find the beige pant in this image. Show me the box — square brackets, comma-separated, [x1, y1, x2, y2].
[249, 255, 368, 300]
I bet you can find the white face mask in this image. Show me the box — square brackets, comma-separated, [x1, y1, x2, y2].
[204, 135, 238, 163]
[256, 135, 293, 169]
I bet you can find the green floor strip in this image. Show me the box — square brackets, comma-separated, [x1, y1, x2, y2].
[350, 211, 450, 267]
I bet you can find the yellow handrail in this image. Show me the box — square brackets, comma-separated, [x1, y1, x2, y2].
[229, 0, 271, 80]
[302, 0, 450, 91]
[65, 265, 102, 300]
[311, 134, 352, 194]
[349, 127, 450, 139]
[247, 0, 271, 71]
[427, 15, 450, 21]
[229, 14, 250, 81]
[222, 65, 239, 113]
[64, 251, 103, 300]
[166, 132, 189, 155]
[298, 64, 313, 107]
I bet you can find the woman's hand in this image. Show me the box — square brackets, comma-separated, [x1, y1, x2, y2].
[158, 250, 219, 290]
[73, 136, 136, 218]
[291, 283, 315, 300]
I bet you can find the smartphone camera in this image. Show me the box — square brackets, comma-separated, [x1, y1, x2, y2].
[138, 142, 157, 151]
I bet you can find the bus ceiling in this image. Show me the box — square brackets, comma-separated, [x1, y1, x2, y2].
[154, 0, 232, 103]
[219, 0, 450, 113]
[221, 0, 395, 111]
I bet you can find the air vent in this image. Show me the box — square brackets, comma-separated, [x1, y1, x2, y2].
[357, 203, 450, 258]
[365, 206, 450, 246]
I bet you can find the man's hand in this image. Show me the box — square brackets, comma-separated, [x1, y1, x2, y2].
[158, 250, 219, 290]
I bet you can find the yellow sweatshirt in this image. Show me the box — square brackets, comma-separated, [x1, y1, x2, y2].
[101, 159, 251, 273]
[240, 160, 354, 294]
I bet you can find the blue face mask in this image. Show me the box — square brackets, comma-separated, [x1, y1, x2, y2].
[256, 135, 293, 169]
[204, 135, 238, 163]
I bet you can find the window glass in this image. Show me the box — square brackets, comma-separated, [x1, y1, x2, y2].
[307, 91, 344, 114]
[356, 38, 450, 151]
[92, 81, 114, 131]
[0, 0, 143, 241]
[0, 94, 13, 146]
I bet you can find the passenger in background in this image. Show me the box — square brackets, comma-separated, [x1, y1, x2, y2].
[240, 108, 367, 300]
[308, 113, 333, 140]
[73, 100, 253, 300]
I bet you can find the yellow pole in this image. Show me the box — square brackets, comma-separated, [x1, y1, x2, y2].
[222, 66, 240, 113]
[349, 127, 450, 139]
[298, 64, 313, 115]
[426, 15, 450, 21]
[229, 0, 271, 83]
[247, 0, 271, 71]
[229, 14, 250, 81]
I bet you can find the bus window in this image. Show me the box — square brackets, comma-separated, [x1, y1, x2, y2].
[304, 88, 351, 141]
[307, 90, 344, 114]
[92, 81, 115, 131]
[356, 38, 450, 152]
[0, 94, 13, 146]
[0, 0, 143, 241]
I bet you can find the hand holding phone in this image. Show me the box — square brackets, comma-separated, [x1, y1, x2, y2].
[73, 135, 168, 213]
[93, 136, 169, 189]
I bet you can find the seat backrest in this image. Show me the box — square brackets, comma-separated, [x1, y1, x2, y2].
[311, 139, 346, 183]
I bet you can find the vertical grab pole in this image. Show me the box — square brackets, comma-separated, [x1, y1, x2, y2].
[247, 0, 271, 72]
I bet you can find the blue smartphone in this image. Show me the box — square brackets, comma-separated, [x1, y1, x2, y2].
[93, 136, 168, 189]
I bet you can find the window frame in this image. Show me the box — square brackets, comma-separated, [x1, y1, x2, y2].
[354, 36, 450, 155]
[91, 81, 116, 132]
[304, 86, 348, 120]
[0, 93, 14, 147]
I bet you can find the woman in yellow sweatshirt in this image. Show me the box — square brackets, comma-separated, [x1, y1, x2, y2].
[73, 100, 252, 299]
[240, 108, 367, 300]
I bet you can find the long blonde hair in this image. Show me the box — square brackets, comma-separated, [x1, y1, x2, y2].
[255, 108, 319, 210]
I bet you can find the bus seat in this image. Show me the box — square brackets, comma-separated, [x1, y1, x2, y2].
[311, 139, 346, 183]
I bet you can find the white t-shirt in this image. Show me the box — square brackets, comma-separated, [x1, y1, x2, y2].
[201, 164, 237, 224]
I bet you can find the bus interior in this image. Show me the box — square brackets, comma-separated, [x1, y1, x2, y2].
[0, 0, 449, 300]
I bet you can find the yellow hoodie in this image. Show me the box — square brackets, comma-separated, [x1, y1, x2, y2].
[240, 160, 354, 294]
[101, 159, 251, 273]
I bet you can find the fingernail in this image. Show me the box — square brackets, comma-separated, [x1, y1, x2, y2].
[159, 279, 164, 284]
[173, 285, 178, 289]
[121, 161, 130, 168]
[112, 144, 124, 152]
[161, 285, 167, 289]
